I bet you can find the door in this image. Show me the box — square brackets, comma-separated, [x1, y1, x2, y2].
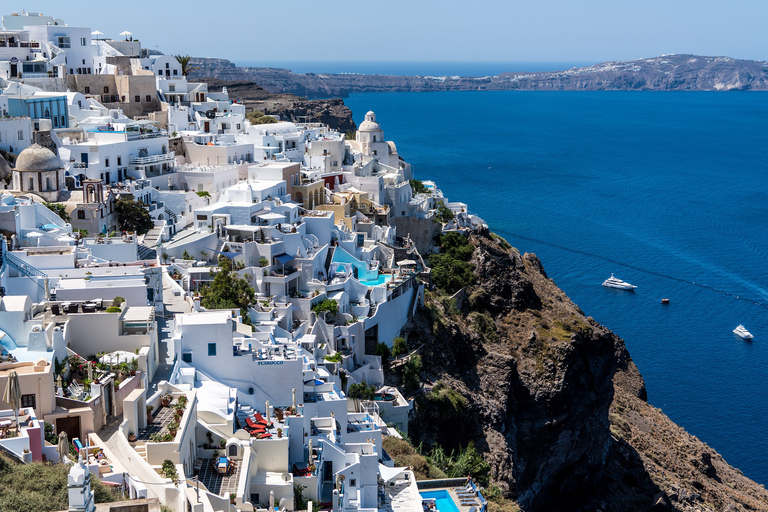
[204, 121, 209, 132]
[80, 153, 88, 167]
[56, 416, 82, 443]
[10, 63, 17, 77]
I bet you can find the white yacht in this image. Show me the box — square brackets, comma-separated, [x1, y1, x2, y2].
[602, 274, 637, 290]
[733, 324, 754, 340]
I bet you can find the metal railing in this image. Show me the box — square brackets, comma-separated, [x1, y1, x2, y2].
[129, 151, 175, 165]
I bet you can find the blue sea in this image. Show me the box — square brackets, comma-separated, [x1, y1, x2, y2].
[345, 90, 768, 485]
[236, 61, 593, 76]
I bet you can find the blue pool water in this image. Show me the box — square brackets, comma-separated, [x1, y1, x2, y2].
[420, 490, 461, 512]
[346, 90, 768, 485]
[359, 274, 392, 287]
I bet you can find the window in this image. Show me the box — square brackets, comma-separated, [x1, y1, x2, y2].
[157, 70, 162, 75]
[82, 59, 86, 65]
[145, 95, 151, 102]
[134, 95, 140, 103]
[57, 36, 70, 48]
[117, 156, 122, 166]
[21, 394, 36, 409]
[18, 130, 24, 140]
[168, 84, 175, 92]
[228, 445, 237, 457]
[165, 62, 170, 69]
[28, 177, 34, 190]
[78, 210, 85, 219]
[105, 158, 110, 167]
[103, 86, 109, 93]
[182, 352, 192, 363]
[208, 343, 216, 356]
[349, 479, 356, 487]
[80, 37, 86, 46]
[84, 86, 90, 94]
[173, 69, 178, 76]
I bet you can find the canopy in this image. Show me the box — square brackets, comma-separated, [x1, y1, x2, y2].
[41, 223, 60, 230]
[275, 253, 294, 265]
[119, 31, 132, 36]
[379, 464, 408, 482]
[396, 259, 417, 266]
[2, 370, 21, 433]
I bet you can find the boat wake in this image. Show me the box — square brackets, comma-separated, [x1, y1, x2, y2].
[497, 228, 768, 310]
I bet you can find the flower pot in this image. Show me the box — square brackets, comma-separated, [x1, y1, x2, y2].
[161, 398, 171, 407]
[128, 434, 136, 442]
[168, 428, 177, 437]
[130, 370, 136, 376]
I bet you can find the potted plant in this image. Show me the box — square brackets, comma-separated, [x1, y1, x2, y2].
[128, 431, 136, 442]
[206, 431, 213, 449]
[147, 405, 154, 419]
[277, 428, 283, 438]
[177, 395, 188, 406]
[167, 421, 179, 437]
[230, 493, 236, 505]
[173, 411, 181, 423]
[129, 359, 138, 376]
[212, 450, 219, 459]
[219, 439, 226, 449]
[161, 393, 172, 407]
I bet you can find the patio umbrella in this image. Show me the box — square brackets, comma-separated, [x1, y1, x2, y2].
[265, 400, 270, 423]
[91, 30, 103, 40]
[119, 31, 132, 37]
[292, 387, 296, 411]
[87, 361, 93, 382]
[269, 490, 275, 512]
[2, 370, 21, 434]
[308, 439, 312, 465]
[57, 430, 69, 463]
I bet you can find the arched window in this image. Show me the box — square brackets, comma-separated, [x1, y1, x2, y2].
[228, 444, 237, 457]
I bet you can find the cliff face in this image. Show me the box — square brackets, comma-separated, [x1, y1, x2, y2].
[190, 55, 768, 98]
[406, 230, 768, 511]
[196, 77, 356, 132]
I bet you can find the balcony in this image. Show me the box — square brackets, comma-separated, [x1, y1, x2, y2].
[129, 152, 175, 165]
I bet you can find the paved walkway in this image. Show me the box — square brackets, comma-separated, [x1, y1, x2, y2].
[147, 272, 192, 395]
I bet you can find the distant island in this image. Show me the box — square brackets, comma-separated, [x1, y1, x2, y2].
[190, 54, 768, 98]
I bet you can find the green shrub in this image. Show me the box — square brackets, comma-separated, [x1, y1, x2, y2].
[374, 342, 391, 366]
[409, 179, 429, 194]
[429, 233, 475, 293]
[435, 202, 455, 223]
[43, 202, 70, 222]
[392, 337, 408, 357]
[259, 257, 269, 267]
[401, 354, 422, 390]
[196, 191, 210, 197]
[324, 353, 343, 363]
[106, 306, 121, 313]
[347, 382, 377, 400]
[312, 299, 338, 317]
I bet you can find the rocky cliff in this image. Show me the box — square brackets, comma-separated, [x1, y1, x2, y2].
[404, 230, 768, 511]
[198, 77, 356, 132]
[190, 55, 768, 98]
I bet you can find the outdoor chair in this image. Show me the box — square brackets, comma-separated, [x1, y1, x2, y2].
[253, 412, 269, 425]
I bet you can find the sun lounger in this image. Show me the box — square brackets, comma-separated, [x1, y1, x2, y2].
[246, 416, 267, 429]
[253, 412, 269, 424]
[257, 432, 272, 439]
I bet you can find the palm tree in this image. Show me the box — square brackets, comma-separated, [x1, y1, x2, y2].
[174, 54, 199, 77]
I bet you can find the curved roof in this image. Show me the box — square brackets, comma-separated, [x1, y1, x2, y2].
[358, 111, 381, 132]
[14, 144, 62, 171]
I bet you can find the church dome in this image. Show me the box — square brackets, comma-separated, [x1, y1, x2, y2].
[0, 153, 10, 180]
[14, 144, 62, 171]
[358, 111, 381, 132]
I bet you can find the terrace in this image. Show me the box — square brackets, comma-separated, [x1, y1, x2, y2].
[193, 457, 241, 497]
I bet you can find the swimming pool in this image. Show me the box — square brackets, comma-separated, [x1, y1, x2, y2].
[420, 490, 460, 512]
[359, 274, 391, 287]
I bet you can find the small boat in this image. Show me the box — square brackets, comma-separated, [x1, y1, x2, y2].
[733, 325, 754, 340]
[602, 274, 637, 290]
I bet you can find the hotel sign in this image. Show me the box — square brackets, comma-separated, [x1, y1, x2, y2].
[257, 361, 284, 366]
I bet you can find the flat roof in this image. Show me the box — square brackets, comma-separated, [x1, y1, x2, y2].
[180, 311, 232, 325]
[121, 306, 154, 323]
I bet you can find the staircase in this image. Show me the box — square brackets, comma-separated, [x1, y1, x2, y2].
[163, 206, 178, 224]
[133, 442, 147, 463]
[138, 225, 164, 260]
[3, 248, 48, 279]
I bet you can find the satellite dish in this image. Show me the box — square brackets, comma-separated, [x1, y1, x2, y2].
[205, 110, 216, 119]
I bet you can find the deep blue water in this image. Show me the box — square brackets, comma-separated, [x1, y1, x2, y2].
[236, 61, 593, 76]
[345, 90, 768, 485]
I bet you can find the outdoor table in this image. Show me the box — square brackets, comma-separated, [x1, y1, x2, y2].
[217, 457, 229, 474]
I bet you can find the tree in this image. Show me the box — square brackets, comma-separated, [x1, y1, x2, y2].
[173, 54, 199, 77]
[182, 250, 192, 260]
[312, 299, 338, 317]
[199, 257, 256, 321]
[435, 202, 455, 224]
[43, 202, 70, 222]
[374, 342, 391, 366]
[409, 179, 429, 195]
[251, 115, 277, 125]
[115, 198, 153, 235]
[392, 337, 408, 358]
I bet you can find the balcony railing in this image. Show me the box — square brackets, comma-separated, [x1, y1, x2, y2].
[0, 41, 40, 48]
[129, 152, 175, 165]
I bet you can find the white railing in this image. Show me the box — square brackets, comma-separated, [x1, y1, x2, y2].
[130, 151, 175, 165]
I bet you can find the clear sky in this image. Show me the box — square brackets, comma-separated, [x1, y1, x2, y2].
[6, 1, 767, 63]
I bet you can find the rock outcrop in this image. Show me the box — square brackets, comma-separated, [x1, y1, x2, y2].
[406, 230, 768, 511]
[190, 55, 768, 98]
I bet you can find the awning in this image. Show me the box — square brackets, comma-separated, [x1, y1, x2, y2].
[396, 259, 417, 266]
[275, 253, 294, 265]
